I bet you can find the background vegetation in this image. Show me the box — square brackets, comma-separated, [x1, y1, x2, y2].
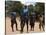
[5, 1, 44, 17]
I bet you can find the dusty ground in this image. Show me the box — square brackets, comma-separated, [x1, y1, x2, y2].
[6, 17, 44, 35]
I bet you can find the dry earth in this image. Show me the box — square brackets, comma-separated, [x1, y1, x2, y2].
[6, 17, 44, 35]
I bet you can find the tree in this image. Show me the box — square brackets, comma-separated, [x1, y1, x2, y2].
[5, 1, 23, 16]
[35, 3, 44, 14]
[28, 5, 34, 16]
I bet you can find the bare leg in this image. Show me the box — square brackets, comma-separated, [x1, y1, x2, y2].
[20, 20, 24, 33]
[15, 21, 18, 31]
[26, 20, 28, 32]
[42, 24, 45, 31]
[39, 23, 41, 31]
[33, 25, 34, 31]
[11, 22, 14, 32]
[31, 25, 32, 31]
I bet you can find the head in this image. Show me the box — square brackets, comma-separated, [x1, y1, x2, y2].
[24, 6, 27, 9]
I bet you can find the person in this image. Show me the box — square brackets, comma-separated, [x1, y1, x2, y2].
[11, 12, 18, 32]
[20, 6, 29, 33]
[39, 13, 45, 31]
[30, 12, 36, 31]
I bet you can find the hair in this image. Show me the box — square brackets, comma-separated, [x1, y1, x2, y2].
[24, 6, 27, 9]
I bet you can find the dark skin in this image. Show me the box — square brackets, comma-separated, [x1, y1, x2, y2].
[20, 6, 28, 33]
[29, 12, 36, 31]
[11, 16, 18, 32]
[20, 16, 28, 33]
[39, 15, 45, 31]
[30, 16, 35, 31]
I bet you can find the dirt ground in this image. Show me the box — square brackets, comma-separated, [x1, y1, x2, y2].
[6, 17, 44, 35]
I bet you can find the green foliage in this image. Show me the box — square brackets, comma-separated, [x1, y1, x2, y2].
[35, 3, 44, 14]
[28, 5, 34, 16]
[5, 1, 23, 15]
[5, 1, 44, 16]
